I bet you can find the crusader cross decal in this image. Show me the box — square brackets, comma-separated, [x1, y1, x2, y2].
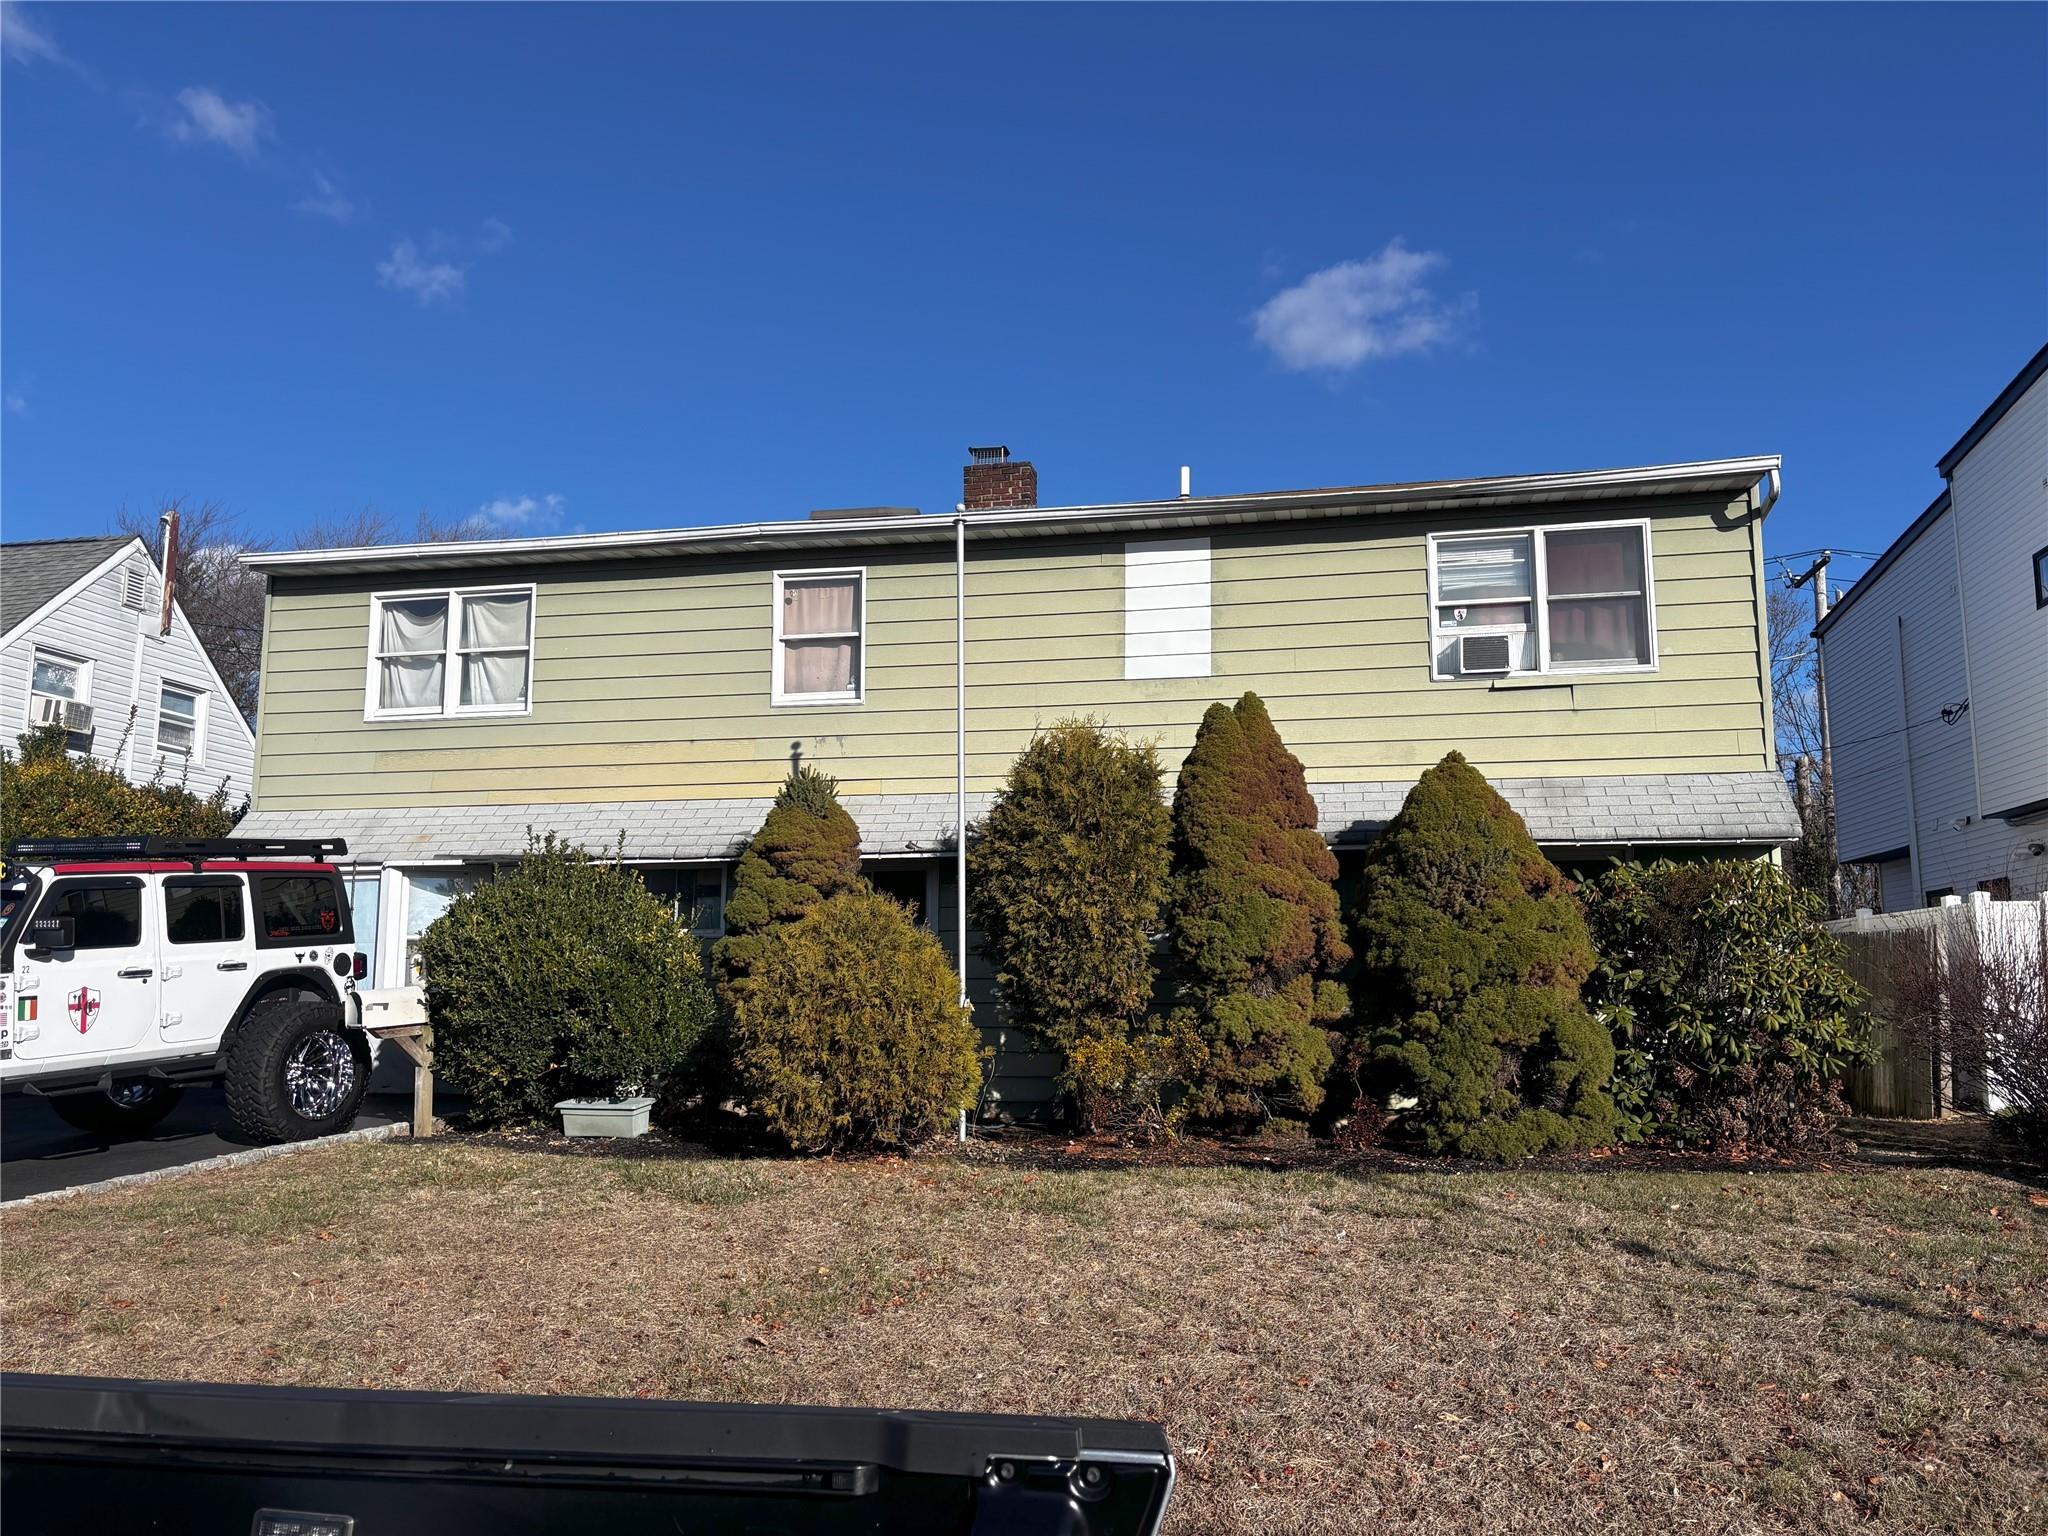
[67, 987, 100, 1035]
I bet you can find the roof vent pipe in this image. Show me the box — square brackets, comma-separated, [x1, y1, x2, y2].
[1179, 466, 1191, 499]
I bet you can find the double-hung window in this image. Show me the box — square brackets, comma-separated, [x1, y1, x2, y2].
[1429, 521, 1655, 679]
[157, 683, 204, 762]
[28, 648, 93, 748]
[773, 569, 863, 705]
[367, 587, 535, 719]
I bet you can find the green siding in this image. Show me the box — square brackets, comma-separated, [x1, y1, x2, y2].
[252, 493, 1773, 811]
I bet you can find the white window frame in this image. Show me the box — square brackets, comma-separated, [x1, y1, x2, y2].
[363, 584, 537, 722]
[155, 679, 207, 766]
[1426, 518, 1659, 681]
[771, 567, 865, 707]
[27, 647, 93, 741]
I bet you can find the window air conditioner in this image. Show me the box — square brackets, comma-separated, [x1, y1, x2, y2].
[30, 694, 93, 733]
[1456, 633, 1513, 676]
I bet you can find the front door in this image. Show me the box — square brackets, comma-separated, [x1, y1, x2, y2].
[158, 875, 251, 1046]
[15, 877, 160, 1062]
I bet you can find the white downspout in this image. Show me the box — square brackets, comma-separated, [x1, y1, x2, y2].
[954, 510, 969, 1009]
[954, 510, 970, 1144]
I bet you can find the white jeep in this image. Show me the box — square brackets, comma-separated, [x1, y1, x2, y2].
[1, 837, 373, 1143]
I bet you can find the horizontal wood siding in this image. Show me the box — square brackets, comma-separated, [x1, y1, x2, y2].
[252, 493, 1771, 811]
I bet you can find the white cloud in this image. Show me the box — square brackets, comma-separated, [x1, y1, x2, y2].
[3, 389, 27, 415]
[1, 1, 62, 65]
[478, 217, 513, 252]
[166, 85, 272, 159]
[477, 493, 564, 529]
[377, 238, 466, 307]
[1250, 239, 1472, 373]
[294, 173, 356, 223]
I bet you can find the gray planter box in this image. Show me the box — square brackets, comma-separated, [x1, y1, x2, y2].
[555, 1095, 655, 1139]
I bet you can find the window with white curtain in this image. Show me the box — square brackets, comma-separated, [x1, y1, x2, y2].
[366, 587, 534, 719]
[772, 569, 863, 705]
[156, 683, 204, 762]
[1428, 521, 1655, 679]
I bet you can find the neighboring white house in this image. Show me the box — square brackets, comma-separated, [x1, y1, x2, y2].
[1819, 343, 2048, 910]
[0, 534, 255, 808]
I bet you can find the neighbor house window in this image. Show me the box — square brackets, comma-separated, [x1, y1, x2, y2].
[2033, 544, 2047, 609]
[28, 648, 93, 748]
[1429, 521, 1655, 679]
[642, 867, 726, 936]
[367, 587, 534, 719]
[156, 683, 204, 762]
[773, 569, 863, 705]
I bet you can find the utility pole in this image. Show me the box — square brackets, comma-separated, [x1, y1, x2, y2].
[1789, 553, 1837, 910]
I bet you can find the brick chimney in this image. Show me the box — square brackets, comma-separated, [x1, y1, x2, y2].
[962, 445, 1037, 512]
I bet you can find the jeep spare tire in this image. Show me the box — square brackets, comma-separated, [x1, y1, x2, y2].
[226, 999, 371, 1143]
[49, 1080, 185, 1137]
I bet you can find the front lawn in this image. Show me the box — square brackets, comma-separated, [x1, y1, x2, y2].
[2, 1140, 2042, 1534]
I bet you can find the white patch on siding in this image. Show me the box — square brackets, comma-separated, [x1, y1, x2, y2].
[1124, 537, 1211, 680]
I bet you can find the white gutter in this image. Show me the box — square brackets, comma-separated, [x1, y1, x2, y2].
[240, 455, 1784, 576]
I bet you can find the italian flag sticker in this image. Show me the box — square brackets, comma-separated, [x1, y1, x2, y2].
[16, 997, 36, 1023]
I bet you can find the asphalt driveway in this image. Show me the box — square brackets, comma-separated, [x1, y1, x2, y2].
[0, 1089, 407, 1202]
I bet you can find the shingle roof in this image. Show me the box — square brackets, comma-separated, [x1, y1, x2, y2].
[237, 773, 1797, 865]
[0, 535, 135, 639]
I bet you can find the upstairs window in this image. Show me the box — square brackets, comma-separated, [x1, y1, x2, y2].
[28, 648, 94, 749]
[157, 683, 204, 762]
[1430, 521, 1655, 679]
[773, 570, 863, 705]
[367, 587, 534, 719]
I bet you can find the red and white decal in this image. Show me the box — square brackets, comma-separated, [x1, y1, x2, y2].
[67, 987, 100, 1035]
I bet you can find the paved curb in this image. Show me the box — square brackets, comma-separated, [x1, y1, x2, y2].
[0, 1120, 412, 1211]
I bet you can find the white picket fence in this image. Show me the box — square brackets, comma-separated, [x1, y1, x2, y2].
[1827, 892, 2048, 1118]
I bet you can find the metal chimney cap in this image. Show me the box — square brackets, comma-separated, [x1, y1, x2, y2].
[967, 445, 1010, 464]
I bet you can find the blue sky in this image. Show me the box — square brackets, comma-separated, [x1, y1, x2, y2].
[3, 3, 2043, 579]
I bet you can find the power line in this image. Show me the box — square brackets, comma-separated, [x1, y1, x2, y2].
[1824, 700, 1970, 754]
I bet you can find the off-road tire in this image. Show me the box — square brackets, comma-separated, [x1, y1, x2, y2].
[49, 1080, 185, 1137]
[225, 998, 372, 1144]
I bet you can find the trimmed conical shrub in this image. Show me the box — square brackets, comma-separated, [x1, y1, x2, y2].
[967, 720, 1172, 1130]
[1165, 693, 1349, 1127]
[714, 766, 865, 1007]
[1348, 752, 1617, 1160]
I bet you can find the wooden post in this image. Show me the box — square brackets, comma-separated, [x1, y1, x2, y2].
[412, 1025, 434, 1139]
[368, 1024, 434, 1139]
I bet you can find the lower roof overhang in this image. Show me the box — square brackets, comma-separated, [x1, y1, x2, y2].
[238, 772, 1799, 867]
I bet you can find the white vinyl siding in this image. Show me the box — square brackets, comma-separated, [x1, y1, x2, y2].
[0, 548, 254, 802]
[1124, 537, 1212, 680]
[1948, 370, 2048, 821]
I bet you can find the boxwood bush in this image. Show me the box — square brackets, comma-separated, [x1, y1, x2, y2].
[1348, 752, 1618, 1160]
[418, 835, 715, 1127]
[1582, 859, 1871, 1150]
[724, 891, 981, 1152]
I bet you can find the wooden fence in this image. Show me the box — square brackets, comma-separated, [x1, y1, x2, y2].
[1828, 892, 2048, 1119]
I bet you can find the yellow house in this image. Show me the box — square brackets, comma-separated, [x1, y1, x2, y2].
[240, 450, 1796, 1118]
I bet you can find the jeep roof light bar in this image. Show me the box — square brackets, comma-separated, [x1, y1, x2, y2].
[4, 836, 349, 865]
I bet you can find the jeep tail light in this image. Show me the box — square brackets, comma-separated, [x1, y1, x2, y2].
[352, 952, 368, 982]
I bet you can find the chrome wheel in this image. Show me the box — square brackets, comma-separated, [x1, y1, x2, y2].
[284, 1030, 356, 1119]
[108, 1081, 159, 1108]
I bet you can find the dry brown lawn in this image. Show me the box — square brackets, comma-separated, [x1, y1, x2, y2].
[3, 1138, 2043, 1535]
